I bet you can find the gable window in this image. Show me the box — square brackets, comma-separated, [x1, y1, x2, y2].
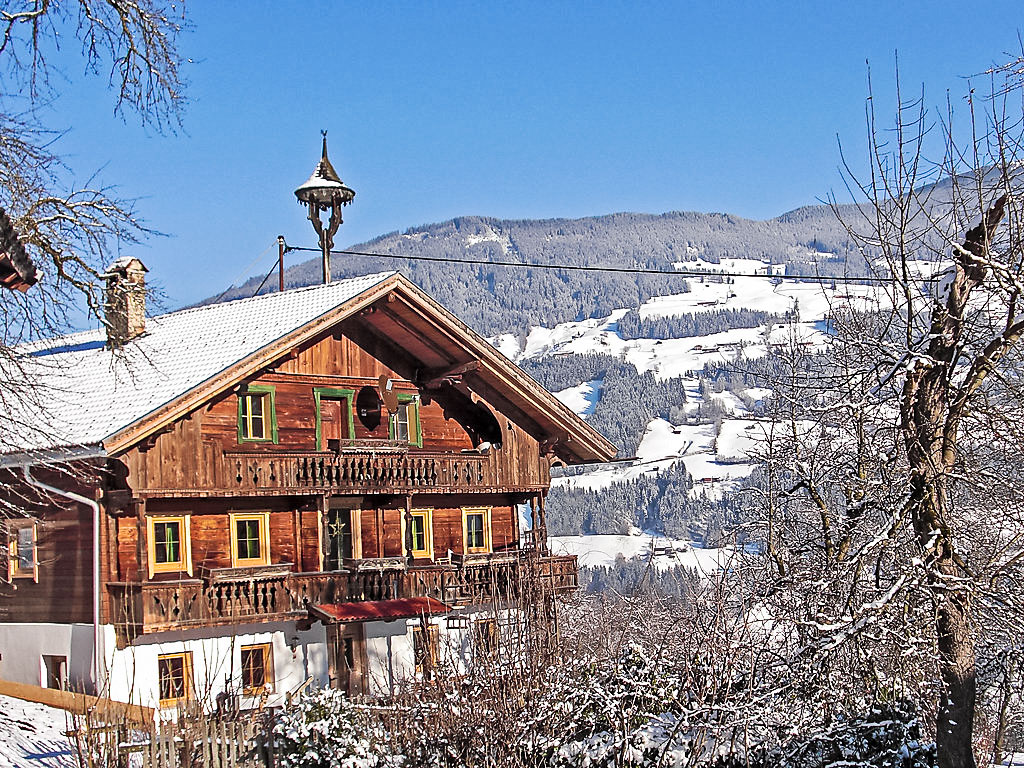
[314, 387, 355, 451]
[8, 521, 38, 581]
[157, 652, 193, 706]
[238, 385, 278, 443]
[146, 515, 192, 578]
[462, 507, 492, 554]
[390, 394, 422, 447]
[230, 512, 270, 567]
[240, 643, 273, 695]
[412, 624, 439, 679]
[409, 508, 433, 559]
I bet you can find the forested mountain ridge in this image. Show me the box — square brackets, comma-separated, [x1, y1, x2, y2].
[218, 204, 864, 337]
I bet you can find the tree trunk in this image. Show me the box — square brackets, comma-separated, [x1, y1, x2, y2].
[900, 198, 1006, 768]
[934, 554, 977, 768]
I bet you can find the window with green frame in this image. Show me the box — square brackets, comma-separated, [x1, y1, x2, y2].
[314, 387, 355, 450]
[237, 385, 278, 443]
[389, 394, 422, 447]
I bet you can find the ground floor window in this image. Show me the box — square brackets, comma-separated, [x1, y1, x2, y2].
[240, 643, 273, 695]
[158, 652, 193, 707]
[474, 618, 498, 658]
[412, 624, 440, 679]
[41, 655, 66, 689]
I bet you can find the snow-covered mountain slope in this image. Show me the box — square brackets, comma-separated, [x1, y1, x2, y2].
[508, 259, 899, 510]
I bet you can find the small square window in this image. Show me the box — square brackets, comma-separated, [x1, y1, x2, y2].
[240, 643, 273, 695]
[230, 512, 270, 567]
[158, 652, 193, 706]
[238, 386, 277, 443]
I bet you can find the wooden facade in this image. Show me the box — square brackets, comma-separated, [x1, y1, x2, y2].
[2, 276, 615, 656]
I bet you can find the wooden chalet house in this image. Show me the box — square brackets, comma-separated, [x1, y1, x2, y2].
[0, 262, 615, 709]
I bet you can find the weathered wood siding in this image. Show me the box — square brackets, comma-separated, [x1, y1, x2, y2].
[119, 329, 550, 495]
[0, 466, 101, 624]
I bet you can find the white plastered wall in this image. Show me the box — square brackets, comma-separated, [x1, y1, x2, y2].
[361, 608, 506, 696]
[103, 620, 327, 710]
[0, 623, 97, 690]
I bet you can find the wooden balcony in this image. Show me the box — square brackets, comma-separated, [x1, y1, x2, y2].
[107, 554, 577, 644]
[222, 448, 501, 494]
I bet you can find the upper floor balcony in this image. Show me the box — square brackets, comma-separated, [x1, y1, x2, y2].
[219, 444, 542, 496]
[107, 553, 577, 646]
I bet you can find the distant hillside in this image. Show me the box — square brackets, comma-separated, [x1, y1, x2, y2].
[215, 204, 866, 337]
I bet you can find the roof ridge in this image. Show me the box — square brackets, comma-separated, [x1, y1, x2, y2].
[160, 270, 397, 323]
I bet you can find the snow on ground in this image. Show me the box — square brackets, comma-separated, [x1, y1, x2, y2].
[553, 379, 601, 418]
[717, 419, 770, 462]
[553, 418, 758, 500]
[0, 695, 77, 767]
[549, 533, 735, 574]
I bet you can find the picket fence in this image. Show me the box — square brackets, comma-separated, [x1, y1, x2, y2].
[112, 718, 278, 768]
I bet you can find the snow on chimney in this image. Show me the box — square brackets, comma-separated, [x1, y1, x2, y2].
[104, 257, 148, 348]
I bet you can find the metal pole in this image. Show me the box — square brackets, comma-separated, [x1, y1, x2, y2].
[322, 230, 331, 285]
[277, 235, 286, 292]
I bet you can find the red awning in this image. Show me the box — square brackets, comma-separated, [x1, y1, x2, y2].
[310, 597, 450, 624]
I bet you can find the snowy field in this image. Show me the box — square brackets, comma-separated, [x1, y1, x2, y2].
[549, 533, 735, 574]
[0, 696, 76, 768]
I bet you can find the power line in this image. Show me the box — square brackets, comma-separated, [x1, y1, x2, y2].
[283, 244, 932, 284]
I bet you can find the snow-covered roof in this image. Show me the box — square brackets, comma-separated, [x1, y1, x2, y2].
[6, 272, 396, 455]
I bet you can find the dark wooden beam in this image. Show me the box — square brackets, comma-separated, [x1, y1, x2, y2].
[420, 360, 481, 390]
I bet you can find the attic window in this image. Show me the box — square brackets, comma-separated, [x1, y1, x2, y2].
[238, 385, 278, 443]
[389, 395, 422, 447]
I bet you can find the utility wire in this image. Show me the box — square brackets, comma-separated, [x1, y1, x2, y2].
[284, 244, 937, 284]
[214, 240, 278, 302]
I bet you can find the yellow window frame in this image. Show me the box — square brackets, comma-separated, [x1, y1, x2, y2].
[229, 512, 271, 567]
[240, 643, 274, 695]
[146, 515, 192, 578]
[408, 508, 434, 560]
[462, 507, 492, 554]
[8, 520, 38, 582]
[157, 651, 193, 707]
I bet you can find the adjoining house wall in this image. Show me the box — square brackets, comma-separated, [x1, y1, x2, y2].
[0, 622, 96, 691]
[104, 621, 328, 711]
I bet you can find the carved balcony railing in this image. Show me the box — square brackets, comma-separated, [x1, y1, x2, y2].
[107, 554, 578, 644]
[222, 448, 493, 493]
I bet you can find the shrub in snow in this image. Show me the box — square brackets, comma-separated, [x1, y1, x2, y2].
[730, 702, 935, 768]
[274, 687, 397, 768]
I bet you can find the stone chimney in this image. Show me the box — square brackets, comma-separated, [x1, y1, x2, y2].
[104, 257, 148, 347]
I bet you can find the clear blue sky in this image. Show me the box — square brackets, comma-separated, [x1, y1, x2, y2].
[50, 1, 1024, 310]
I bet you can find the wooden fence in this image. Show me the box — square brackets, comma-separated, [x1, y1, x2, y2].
[112, 718, 277, 768]
[0, 679, 154, 725]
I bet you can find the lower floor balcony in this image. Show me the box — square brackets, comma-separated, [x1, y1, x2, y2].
[107, 553, 577, 645]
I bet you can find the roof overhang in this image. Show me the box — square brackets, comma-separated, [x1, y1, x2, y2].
[0, 444, 107, 470]
[309, 597, 450, 623]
